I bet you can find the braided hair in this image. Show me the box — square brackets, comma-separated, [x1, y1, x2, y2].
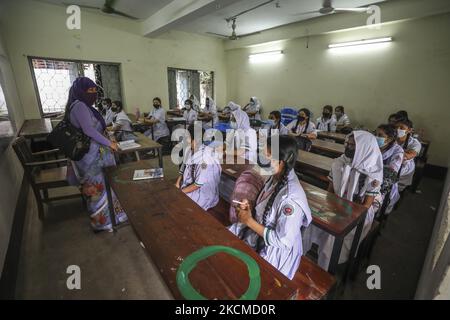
[293, 108, 311, 134]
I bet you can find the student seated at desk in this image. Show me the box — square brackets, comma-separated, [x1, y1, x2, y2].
[142, 97, 170, 144]
[229, 135, 312, 280]
[199, 96, 218, 129]
[266, 111, 288, 136]
[395, 119, 421, 192]
[225, 104, 258, 163]
[303, 131, 383, 270]
[243, 96, 262, 120]
[106, 101, 135, 141]
[183, 99, 198, 125]
[286, 108, 317, 151]
[316, 105, 336, 132]
[175, 125, 222, 211]
[332, 106, 351, 134]
[375, 124, 404, 214]
[102, 98, 115, 126]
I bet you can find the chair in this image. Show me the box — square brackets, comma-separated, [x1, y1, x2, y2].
[280, 107, 298, 126]
[12, 136, 82, 220]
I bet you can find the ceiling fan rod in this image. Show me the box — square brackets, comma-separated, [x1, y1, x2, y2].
[225, 0, 276, 23]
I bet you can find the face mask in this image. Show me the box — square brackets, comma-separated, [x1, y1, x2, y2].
[323, 112, 331, 119]
[185, 105, 191, 110]
[111, 107, 118, 113]
[266, 119, 275, 127]
[298, 116, 305, 122]
[376, 137, 386, 148]
[153, 104, 160, 108]
[397, 129, 407, 138]
[335, 112, 342, 118]
[344, 147, 355, 159]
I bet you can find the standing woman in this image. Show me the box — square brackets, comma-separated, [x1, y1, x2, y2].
[243, 97, 262, 120]
[229, 135, 312, 280]
[65, 77, 127, 232]
[303, 131, 383, 270]
[375, 124, 404, 214]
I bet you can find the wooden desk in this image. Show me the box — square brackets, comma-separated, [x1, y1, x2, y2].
[220, 162, 367, 275]
[311, 139, 344, 157]
[115, 132, 163, 168]
[317, 131, 347, 144]
[296, 150, 333, 184]
[218, 113, 231, 122]
[19, 119, 52, 139]
[104, 160, 299, 300]
[167, 109, 183, 117]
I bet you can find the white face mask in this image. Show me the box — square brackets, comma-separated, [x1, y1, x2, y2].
[185, 105, 191, 110]
[397, 129, 407, 138]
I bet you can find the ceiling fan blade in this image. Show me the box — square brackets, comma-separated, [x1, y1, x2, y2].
[238, 31, 261, 38]
[334, 7, 369, 13]
[206, 32, 229, 38]
[109, 8, 140, 20]
[62, 2, 100, 10]
[291, 10, 320, 16]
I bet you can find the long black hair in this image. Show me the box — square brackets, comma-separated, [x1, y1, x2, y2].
[396, 118, 414, 148]
[259, 135, 298, 228]
[293, 108, 311, 133]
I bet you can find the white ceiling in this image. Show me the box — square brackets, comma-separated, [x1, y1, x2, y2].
[178, 0, 387, 37]
[40, 0, 175, 20]
[39, 0, 386, 35]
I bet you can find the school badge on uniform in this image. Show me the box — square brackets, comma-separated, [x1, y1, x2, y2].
[282, 204, 294, 216]
[372, 180, 380, 188]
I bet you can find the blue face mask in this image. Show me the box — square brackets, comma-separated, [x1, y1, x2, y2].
[266, 119, 275, 127]
[376, 136, 386, 148]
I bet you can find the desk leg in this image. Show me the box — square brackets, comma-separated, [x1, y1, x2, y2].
[103, 170, 117, 232]
[328, 236, 344, 275]
[135, 151, 141, 161]
[343, 212, 367, 283]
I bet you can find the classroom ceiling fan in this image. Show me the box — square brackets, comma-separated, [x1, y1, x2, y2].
[292, 0, 369, 16]
[206, 18, 261, 40]
[63, 0, 139, 20]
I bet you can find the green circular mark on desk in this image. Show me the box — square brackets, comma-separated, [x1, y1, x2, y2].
[176, 245, 261, 300]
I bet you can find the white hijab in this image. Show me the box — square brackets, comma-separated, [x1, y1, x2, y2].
[232, 108, 251, 131]
[332, 131, 383, 200]
[205, 96, 217, 112]
[227, 101, 241, 112]
[251, 96, 262, 108]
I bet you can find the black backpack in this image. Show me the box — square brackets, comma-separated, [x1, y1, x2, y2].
[47, 103, 91, 161]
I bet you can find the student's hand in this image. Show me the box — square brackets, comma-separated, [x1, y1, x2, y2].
[110, 141, 119, 152]
[237, 199, 252, 225]
[175, 176, 182, 189]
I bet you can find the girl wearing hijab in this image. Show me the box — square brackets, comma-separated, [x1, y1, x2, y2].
[175, 125, 222, 211]
[65, 77, 127, 232]
[230, 135, 312, 280]
[243, 97, 262, 120]
[183, 99, 198, 125]
[303, 131, 383, 270]
[199, 96, 219, 129]
[375, 124, 404, 214]
[226, 103, 258, 163]
[143, 97, 170, 144]
[395, 119, 421, 192]
[107, 101, 135, 141]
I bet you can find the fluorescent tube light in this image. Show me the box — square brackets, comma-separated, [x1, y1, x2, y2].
[328, 37, 392, 49]
[249, 50, 284, 59]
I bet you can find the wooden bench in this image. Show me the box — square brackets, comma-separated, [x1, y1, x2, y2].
[311, 139, 344, 158]
[295, 256, 336, 300]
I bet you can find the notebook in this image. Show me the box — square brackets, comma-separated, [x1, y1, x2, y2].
[133, 168, 164, 181]
[118, 140, 141, 151]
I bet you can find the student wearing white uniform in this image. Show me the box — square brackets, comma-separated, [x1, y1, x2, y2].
[106, 101, 135, 141]
[199, 96, 218, 129]
[396, 119, 421, 191]
[286, 108, 317, 151]
[102, 98, 115, 126]
[189, 94, 201, 112]
[303, 131, 383, 270]
[267, 111, 289, 136]
[226, 105, 258, 163]
[316, 105, 337, 132]
[175, 125, 221, 211]
[183, 99, 198, 126]
[143, 97, 170, 143]
[375, 124, 404, 214]
[229, 135, 312, 280]
[243, 97, 262, 120]
[332, 106, 351, 133]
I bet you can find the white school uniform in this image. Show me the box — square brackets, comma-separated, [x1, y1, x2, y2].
[180, 144, 222, 211]
[244, 97, 262, 121]
[112, 110, 133, 132]
[226, 108, 258, 163]
[398, 135, 422, 191]
[183, 108, 198, 125]
[104, 108, 115, 126]
[201, 97, 219, 129]
[286, 120, 317, 137]
[303, 131, 383, 270]
[144, 107, 170, 142]
[316, 116, 337, 132]
[332, 113, 351, 129]
[381, 142, 404, 213]
[229, 169, 312, 280]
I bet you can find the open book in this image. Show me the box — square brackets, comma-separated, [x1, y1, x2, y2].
[118, 140, 141, 151]
[133, 168, 164, 181]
